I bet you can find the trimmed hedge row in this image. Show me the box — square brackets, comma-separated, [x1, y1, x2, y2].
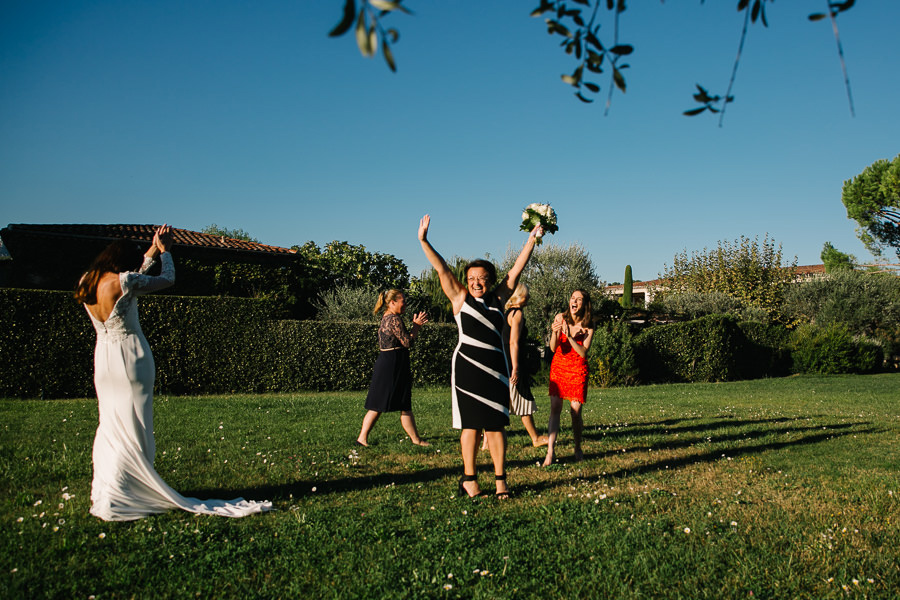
[1, 290, 884, 398]
[0, 289, 457, 399]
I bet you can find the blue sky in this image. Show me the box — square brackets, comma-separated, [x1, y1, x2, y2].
[2, 1, 898, 283]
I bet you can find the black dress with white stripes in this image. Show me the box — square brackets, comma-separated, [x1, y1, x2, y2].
[451, 291, 510, 431]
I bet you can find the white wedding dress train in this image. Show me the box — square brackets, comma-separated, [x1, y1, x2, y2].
[86, 252, 272, 521]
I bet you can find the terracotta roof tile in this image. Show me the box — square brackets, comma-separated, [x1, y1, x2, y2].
[2, 224, 297, 255]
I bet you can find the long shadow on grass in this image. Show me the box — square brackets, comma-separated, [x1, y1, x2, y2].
[580, 416, 829, 442]
[182, 463, 462, 502]
[182, 423, 877, 502]
[519, 424, 882, 494]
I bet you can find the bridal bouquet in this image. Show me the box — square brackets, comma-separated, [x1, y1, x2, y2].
[520, 203, 558, 245]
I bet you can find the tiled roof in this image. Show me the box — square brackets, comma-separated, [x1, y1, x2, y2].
[605, 278, 663, 292]
[1, 224, 297, 255]
[790, 264, 827, 276]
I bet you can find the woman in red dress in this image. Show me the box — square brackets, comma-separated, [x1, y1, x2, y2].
[543, 289, 594, 466]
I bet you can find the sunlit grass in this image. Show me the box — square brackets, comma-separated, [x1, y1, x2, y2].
[2, 374, 898, 598]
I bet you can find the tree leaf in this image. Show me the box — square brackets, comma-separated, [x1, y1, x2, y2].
[586, 31, 604, 51]
[561, 74, 578, 86]
[368, 25, 378, 57]
[369, 0, 398, 11]
[575, 92, 594, 103]
[382, 39, 396, 72]
[737, 0, 750, 11]
[584, 82, 600, 93]
[683, 107, 707, 116]
[808, 13, 826, 21]
[355, 8, 370, 56]
[328, 0, 357, 37]
[610, 44, 633, 56]
[613, 67, 626, 92]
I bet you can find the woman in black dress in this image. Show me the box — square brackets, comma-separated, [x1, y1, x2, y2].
[356, 289, 429, 447]
[418, 215, 542, 498]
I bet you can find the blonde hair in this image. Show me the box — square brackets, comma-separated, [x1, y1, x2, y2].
[505, 282, 529, 310]
[373, 289, 404, 315]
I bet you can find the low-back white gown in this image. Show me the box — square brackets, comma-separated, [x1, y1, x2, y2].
[86, 252, 272, 521]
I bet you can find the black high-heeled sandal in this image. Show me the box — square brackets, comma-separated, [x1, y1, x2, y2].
[495, 474, 511, 499]
[458, 474, 480, 498]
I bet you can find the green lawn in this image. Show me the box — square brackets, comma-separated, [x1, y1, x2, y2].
[2, 374, 899, 599]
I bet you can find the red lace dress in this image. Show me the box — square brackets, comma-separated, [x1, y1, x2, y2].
[548, 330, 589, 403]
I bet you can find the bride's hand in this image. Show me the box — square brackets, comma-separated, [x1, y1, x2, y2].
[156, 224, 174, 253]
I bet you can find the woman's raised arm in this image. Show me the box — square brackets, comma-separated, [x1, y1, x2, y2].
[418, 215, 466, 313]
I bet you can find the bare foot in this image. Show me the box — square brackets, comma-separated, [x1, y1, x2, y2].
[460, 480, 481, 498]
[355, 439, 368, 447]
[532, 435, 549, 448]
[541, 453, 554, 467]
[413, 440, 431, 447]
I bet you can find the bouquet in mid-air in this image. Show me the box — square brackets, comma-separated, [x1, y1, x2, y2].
[520, 203, 558, 245]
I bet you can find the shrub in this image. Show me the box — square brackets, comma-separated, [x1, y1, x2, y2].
[654, 291, 745, 320]
[313, 284, 379, 322]
[735, 321, 792, 379]
[783, 270, 900, 362]
[635, 314, 741, 383]
[790, 323, 883, 375]
[589, 320, 639, 387]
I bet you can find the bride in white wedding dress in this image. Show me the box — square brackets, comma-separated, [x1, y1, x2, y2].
[74, 225, 272, 521]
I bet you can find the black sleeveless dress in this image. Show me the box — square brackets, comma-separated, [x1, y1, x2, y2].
[503, 307, 536, 416]
[451, 291, 510, 431]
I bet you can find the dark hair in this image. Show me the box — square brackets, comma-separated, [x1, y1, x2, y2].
[464, 259, 496, 287]
[74, 239, 145, 304]
[564, 289, 593, 327]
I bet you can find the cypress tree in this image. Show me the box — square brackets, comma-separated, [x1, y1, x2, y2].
[621, 264, 633, 308]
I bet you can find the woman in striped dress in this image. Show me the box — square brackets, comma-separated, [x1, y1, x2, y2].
[418, 215, 542, 498]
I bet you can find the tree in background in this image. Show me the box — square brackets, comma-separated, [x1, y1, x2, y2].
[294, 240, 409, 292]
[782, 269, 900, 361]
[842, 154, 900, 261]
[620, 264, 633, 308]
[201, 223, 259, 243]
[501, 242, 601, 341]
[409, 257, 468, 323]
[328, 0, 858, 121]
[658, 235, 797, 321]
[821, 241, 856, 273]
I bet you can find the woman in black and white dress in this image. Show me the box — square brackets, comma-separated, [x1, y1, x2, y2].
[418, 215, 541, 498]
[356, 289, 429, 446]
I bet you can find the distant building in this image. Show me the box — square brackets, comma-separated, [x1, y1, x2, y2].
[0, 224, 313, 314]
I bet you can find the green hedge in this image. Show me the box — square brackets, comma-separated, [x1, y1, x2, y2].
[790, 323, 883, 375]
[0, 289, 457, 398]
[631, 314, 797, 384]
[635, 315, 741, 383]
